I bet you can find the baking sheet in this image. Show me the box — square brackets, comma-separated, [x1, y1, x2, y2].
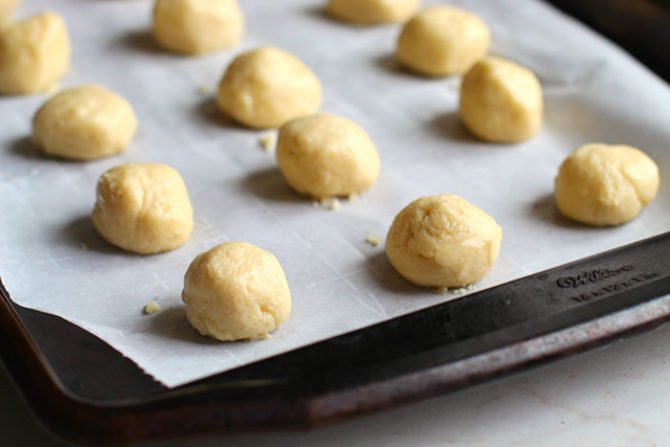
[1, 0, 669, 388]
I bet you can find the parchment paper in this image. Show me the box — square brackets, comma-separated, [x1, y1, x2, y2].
[1, 0, 669, 388]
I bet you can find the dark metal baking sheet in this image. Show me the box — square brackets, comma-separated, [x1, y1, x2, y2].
[1, 1, 669, 444]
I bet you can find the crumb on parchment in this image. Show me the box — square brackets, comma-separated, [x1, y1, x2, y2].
[258, 132, 277, 152]
[318, 197, 340, 210]
[143, 300, 161, 315]
[197, 85, 213, 95]
[434, 284, 479, 296]
[365, 234, 380, 247]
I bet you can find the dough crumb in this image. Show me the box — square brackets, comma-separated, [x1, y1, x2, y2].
[446, 78, 461, 91]
[433, 283, 478, 296]
[451, 284, 479, 296]
[197, 85, 213, 95]
[319, 197, 341, 210]
[258, 132, 277, 152]
[143, 301, 161, 315]
[365, 234, 380, 247]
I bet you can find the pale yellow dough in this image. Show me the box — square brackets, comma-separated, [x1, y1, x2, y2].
[327, 0, 420, 25]
[0, 11, 70, 95]
[33, 85, 137, 160]
[0, 0, 18, 24]
[92, 164, 194, 255]
[276, 113, 380, 199]
[555, 144, 660, 226]
[182, 242, 292, 342]
[152, 0, 243, 55]
[459, 56, 543, 143]
[396, 5, 490, 77]
[216, 47, 322, 129]
[386, 194, 502, 288]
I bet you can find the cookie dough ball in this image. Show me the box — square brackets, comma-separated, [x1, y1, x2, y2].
[327, 0, 420, 25]
[276, 113, 380, 199]
[182, 242, 292, 341]
[396, 6, 490, 77]
[33, 85, 137, 160]
[152, 0, 243, 55]
[459, 56, 543, 143]
[555, 144, 660, 226]
[0, 0, 18, 23]
[92, 164, 194, 254]
[0, 11, 70, 95]
[386, 194, 502, 288]
[216, 47, 322, 129]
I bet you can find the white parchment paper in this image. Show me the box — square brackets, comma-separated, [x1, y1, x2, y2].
[1, 0, 669, 388]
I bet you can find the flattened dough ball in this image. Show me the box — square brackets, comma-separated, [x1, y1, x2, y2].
[276, 113, 380, 199]
[555, 144, 660, 226]
[182, 242, 292, 341]
[0, 11, 70, 95]
[152, 0, 243, 55]
[459, 56, 543, 143]
[92, 164, 194, 254]
[327, 0, 420, 25]
[33, 85, 137, 160]
[0, 0, 19, 23]
[216, 47, 322, 129]
[386, 194, 502, 288]
[396, 5, 490, 77]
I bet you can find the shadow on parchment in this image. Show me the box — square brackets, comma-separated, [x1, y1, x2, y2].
[6, 136, 84, 163]
[61, 215, 137, 256]
[363, 252, 426, 297]
[302, 4, 332, 22]
[8, 137, 41, 160]
[115, 29, 168, 56]
[193, 97, 251, 130]
[424, 111, 482, 144]
[373, 53, 423, 79]
[147, 306, 222, 345]
[528, 193, 609, 231]
[241, 166, 306, 204]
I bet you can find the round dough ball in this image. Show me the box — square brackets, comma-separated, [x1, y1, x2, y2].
[216, 47, 322, 129]
[152, 0, 243, 55]
[555, 144, 660, 226]
[327, 0, 420, 25]
[396, 5, 490, 77]
[0, 0, 19, 23]
[92, 164, 194, 255]
[33, 85, 138, 160]
[459, 56, 543, 143]
[0, 11, 70, 95]
[386, 194, 502, 288]
[276, 113, 380, 199]
[182, 242, 292, 341]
